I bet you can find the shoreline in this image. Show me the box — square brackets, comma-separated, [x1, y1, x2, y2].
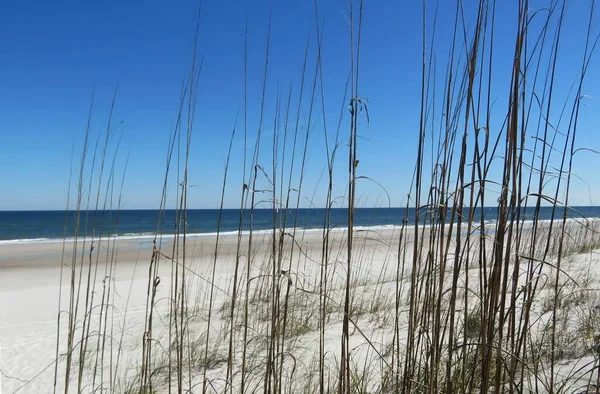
[1, 215, 598, 245]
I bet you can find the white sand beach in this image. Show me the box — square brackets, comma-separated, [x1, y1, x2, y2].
[2, 219, 600, 393]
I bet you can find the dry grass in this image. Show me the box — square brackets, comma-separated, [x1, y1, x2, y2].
[47, 0, 600, 393]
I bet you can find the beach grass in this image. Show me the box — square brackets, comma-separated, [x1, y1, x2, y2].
[1, 0, 598, 393]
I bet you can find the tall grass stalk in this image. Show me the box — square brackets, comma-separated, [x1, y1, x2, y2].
[51, 1, 600, 393]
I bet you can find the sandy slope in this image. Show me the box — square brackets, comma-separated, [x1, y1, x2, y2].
[2, 221, 600, 393]
[0, 229, 394, 392]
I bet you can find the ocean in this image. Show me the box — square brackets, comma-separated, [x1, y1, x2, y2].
[1, 206, 600, 243]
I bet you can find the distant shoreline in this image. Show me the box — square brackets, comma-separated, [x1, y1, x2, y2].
[2, 215, 598, 245]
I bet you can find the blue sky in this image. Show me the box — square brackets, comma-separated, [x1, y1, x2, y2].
[1, 0, 599, 210]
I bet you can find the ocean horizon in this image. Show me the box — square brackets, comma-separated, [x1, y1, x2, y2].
[1, 206, 599, 243]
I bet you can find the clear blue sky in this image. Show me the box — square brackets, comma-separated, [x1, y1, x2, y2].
[1, 0, 599, 210]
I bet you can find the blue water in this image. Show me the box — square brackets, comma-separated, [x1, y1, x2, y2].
[1, 206, 599, 243]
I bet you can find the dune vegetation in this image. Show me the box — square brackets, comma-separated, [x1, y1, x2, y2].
[5, 0, 599, 393]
